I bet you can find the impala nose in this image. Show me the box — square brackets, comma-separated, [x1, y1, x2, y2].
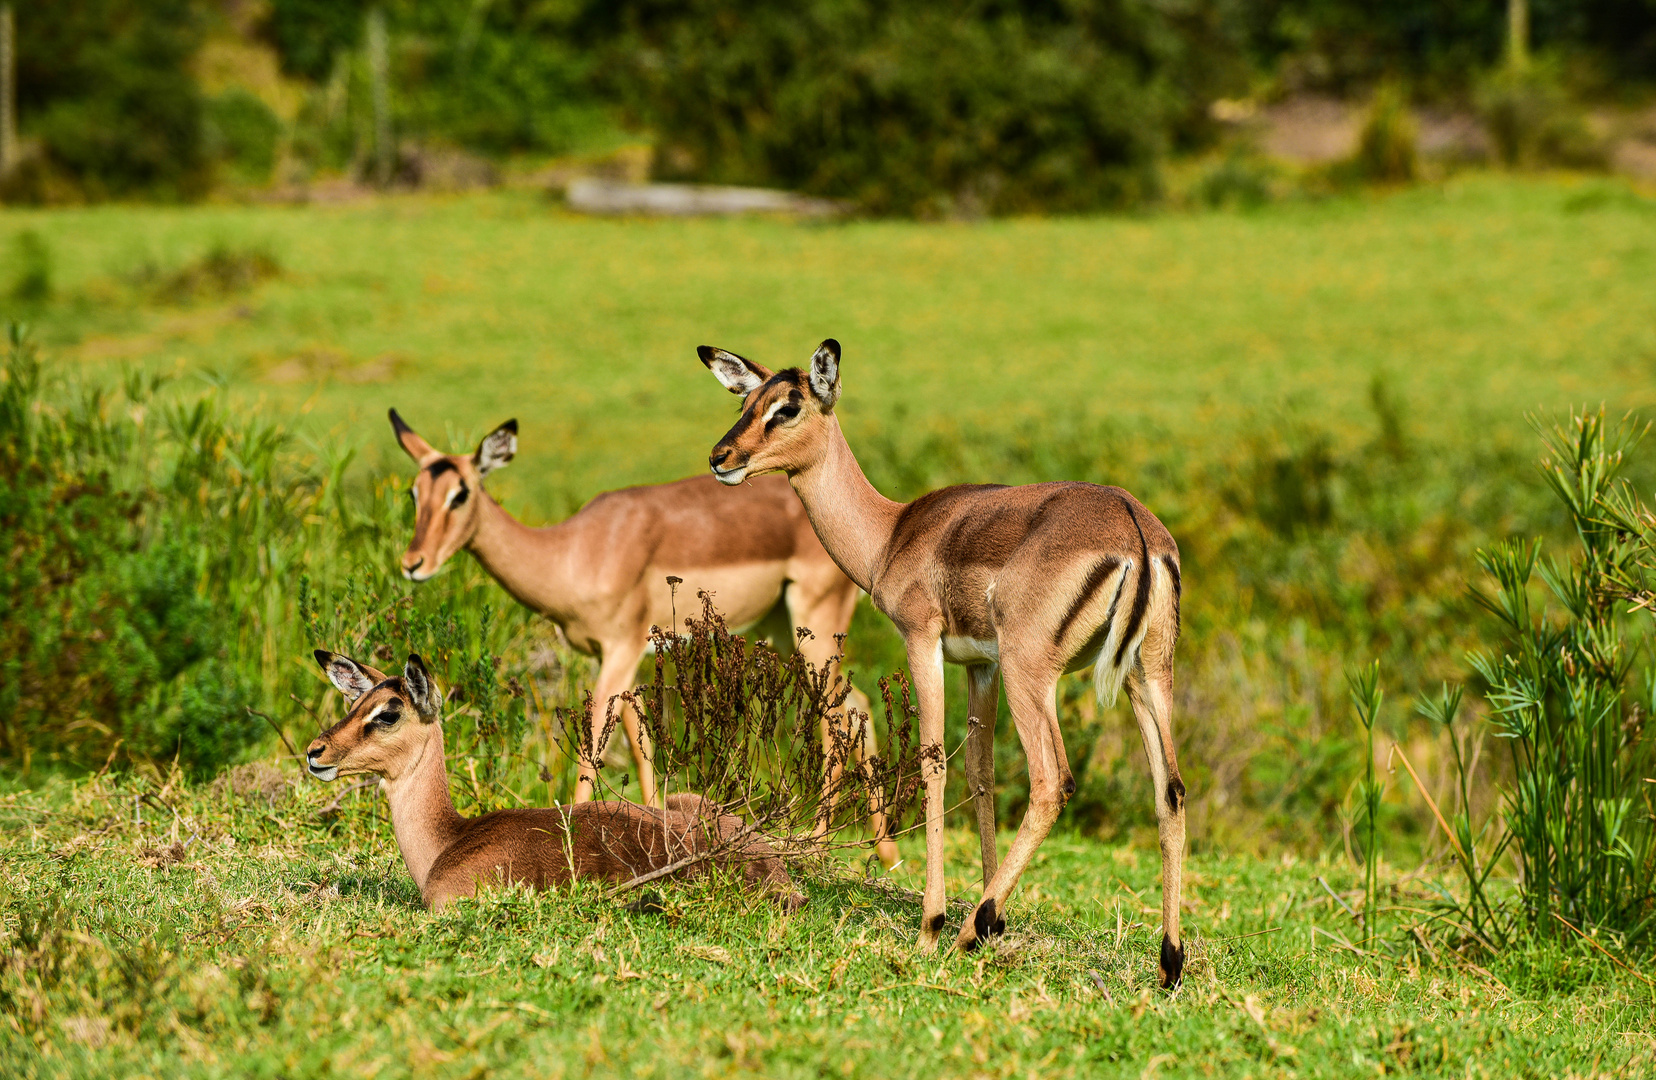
[709, 448, 731, 470]
[402, 553, 424, 579]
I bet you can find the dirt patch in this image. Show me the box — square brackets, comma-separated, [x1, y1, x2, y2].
[212, 761, 296, 804]
[262, 347, 402, 385]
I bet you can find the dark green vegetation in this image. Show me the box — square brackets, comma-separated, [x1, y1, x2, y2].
[6, 1, 1651, 207]
[2, 772, 1653, 1078]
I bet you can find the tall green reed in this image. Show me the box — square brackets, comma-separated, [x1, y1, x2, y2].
[1347, 660, 1384, 949]
[1465, 409, 1656, 944]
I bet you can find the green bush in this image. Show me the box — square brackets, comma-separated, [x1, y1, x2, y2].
[1477, 62, 1609, 170]
[593, 0, 1247, 216]
[0, 324, 548, 786]
[17, 0, 210, 200]
[7, 232, 52, 305]
[204, 89, 283, 184]
[1353, 82, 1418, 183]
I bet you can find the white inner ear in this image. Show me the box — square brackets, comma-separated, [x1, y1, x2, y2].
[809, 349, 839, 406]
[323, 657, 375, 699]
[711, 355, 765, 396]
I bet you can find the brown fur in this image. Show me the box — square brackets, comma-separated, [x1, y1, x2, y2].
[699, 340, 1188, 989]
[305, 650, 805, 912]
[387, 410, 897, 868]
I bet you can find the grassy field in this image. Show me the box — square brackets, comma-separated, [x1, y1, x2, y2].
[14, 174, 1656, 513]
[3, 769, 1652, 1079]
[5, 176, 1656, 1076]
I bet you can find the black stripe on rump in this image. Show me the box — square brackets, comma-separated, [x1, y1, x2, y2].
[1162, 554, 1182, 640]
[1114, 496, 1153, 668]
[1054, 555, 1123, 647]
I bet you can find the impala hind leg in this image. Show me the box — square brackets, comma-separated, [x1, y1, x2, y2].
[1126, 664, 1186, 989]
[955, 664, 1068, 952]
[573, 650, 657, 807]
[964, 664, 1001, 888]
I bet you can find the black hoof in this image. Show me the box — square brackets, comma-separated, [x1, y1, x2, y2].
[625, 890, 666, 915]
[972, 898, 1007, 942]
[1159, 934, 1186, 990]
[927, 912, 946, 935]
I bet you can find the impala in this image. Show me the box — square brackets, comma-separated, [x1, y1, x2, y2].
[698, 340, 1188, 988]
[306, 648, 806, 911]
[388, 409, 898, 868]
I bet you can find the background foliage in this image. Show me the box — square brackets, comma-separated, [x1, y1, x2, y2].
[4, 1, 1653, 207]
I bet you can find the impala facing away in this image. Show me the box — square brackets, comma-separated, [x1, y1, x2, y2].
[388, 409, 898, 868]
[306, 649, 806, 911]
[698, 340, 1188, 988]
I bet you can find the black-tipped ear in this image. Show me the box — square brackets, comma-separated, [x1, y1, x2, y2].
[403, 654, 443, 720]
[698, 346, 773, 396]
[389, 408, 438, 463]
[474, 420, 517, 476]
[807, 339, 840, 410]
[314, 650, 382, 702]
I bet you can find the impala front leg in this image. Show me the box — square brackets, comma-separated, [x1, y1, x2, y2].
[573, 649, 655, 806]
[906, 633, 949, 950]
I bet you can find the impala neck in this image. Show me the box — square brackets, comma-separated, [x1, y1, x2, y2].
[789, 415, 902, 592]
[380, 724, 466, 894]
[466, 490, 576, 620]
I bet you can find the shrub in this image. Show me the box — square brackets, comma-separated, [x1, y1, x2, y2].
[592, 0, 1247, 216]
[7, 232, 51, 305]
[1477, 62, 1609, 170]
[204, 89, 283, 185]
[1353, 82, 1418, 183]
[17, 0, 210, 200]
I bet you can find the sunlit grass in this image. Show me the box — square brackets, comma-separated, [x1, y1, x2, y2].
[2, 769, 1651, 1078]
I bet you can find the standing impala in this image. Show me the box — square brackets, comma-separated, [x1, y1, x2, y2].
[697, 340, 1188, 989]
[388, 409, 898, 868]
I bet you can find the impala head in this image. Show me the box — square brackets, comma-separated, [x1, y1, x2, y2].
[390, 409, 516, 581]
[305, 650, 444, 782]
[699, 339, 841, 485]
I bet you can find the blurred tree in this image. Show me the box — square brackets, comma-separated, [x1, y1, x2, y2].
[14, 0, 209, 199]
[583, 0, 1249, 216]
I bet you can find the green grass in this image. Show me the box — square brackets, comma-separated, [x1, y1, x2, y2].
[9, 174, 1655, 516]
[3, 769, 1652, 1079]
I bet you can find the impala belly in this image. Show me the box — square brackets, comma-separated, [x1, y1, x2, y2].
[646, 561, 790, 632]
[942, 635, 1000, 664]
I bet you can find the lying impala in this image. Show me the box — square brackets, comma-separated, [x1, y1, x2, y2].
[388, 409, 898, 868]
[698, 340, 1189, 988]
[306, 649, 806, 911]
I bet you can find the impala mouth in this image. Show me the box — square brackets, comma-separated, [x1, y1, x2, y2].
[711, 464, 748, 485]
[308, 761, 339, 781]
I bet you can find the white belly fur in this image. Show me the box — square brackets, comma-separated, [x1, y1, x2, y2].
[942, 636, 1000, 664]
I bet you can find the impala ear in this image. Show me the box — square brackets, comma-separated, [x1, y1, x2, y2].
[698, 346, 772, 396]
[314, 650, 386, 703]
[403, 653, 443, 721]
[389, 409, 440, 465]
[807, 339, 840, 411]
[474, 419, 517, 476]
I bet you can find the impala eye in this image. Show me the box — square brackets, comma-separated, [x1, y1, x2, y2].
[766, 403, 801, 430]
[367, 702, 403, 727]
[449, 482, 469, 508]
